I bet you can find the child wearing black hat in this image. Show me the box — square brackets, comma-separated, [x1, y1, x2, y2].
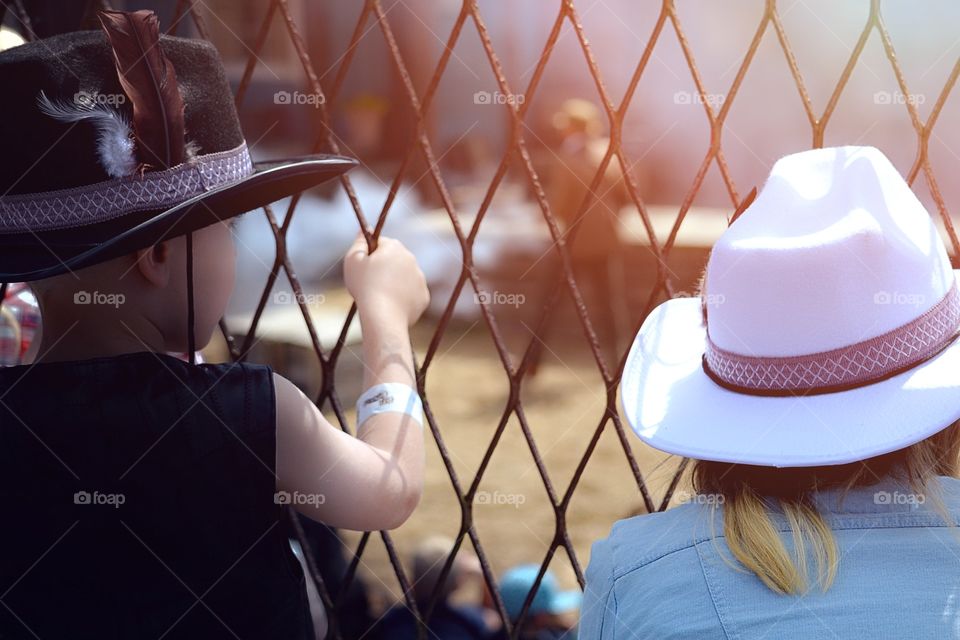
[0, 10, 427, 639]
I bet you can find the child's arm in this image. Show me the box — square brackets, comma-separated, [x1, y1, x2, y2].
[274, 236, 429, 531]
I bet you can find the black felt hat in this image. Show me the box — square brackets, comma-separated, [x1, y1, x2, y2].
[0, 10, 356, 282]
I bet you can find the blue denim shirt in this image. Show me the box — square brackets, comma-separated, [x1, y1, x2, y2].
[582, 476, 960, 639]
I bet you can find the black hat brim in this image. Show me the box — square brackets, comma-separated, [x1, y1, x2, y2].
[0, 153, 357, 281]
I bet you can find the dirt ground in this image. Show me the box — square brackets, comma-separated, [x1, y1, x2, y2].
[324, 318, 689, 605]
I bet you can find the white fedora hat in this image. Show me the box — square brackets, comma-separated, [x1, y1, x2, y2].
[621, 146, 960, 467]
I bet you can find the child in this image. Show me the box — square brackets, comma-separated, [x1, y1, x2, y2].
[498, 565, 580, 640]
[583, 146, 960, 638]
[0, 10, 428, 639]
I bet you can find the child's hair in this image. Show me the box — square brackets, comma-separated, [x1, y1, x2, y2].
[692, 266, 960, 594]
[691, 421, 960, 594]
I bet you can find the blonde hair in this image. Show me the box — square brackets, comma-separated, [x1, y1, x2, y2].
[693, 266, 960, 593]
[691, 422, 960, 594]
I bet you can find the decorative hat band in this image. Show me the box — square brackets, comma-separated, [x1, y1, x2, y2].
[702, 282, 960, 396]
[0, 142, 252, 234]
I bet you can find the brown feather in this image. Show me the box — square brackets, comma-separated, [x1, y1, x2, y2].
[98, 10, 185, 170]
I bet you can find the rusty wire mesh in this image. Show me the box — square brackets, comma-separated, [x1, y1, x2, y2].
[4, 0, 960, 638]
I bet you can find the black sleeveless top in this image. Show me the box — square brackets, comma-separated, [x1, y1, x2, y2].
[0, 352, 312, 639]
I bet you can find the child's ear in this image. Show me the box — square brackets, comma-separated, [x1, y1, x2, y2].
[135, 242, 172, 287]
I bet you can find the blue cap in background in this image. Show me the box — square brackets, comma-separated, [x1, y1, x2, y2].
[499, 564, 582, 621]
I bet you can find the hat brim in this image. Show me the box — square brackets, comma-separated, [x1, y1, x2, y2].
[0, 153, 357, 281]
[620, 271, 960, 468]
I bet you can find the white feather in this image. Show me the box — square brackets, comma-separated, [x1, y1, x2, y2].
[37, 90, 137, 178]
[184, 139, 201, 162]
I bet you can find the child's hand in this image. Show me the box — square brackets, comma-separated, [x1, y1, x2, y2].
[344, 235, 429, 326]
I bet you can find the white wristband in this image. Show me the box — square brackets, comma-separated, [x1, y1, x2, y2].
[356, 382, 424, 429]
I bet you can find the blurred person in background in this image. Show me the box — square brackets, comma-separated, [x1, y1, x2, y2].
[376, 535, 493, 640]
[496, 564, 581, 640]
[342, 93, 392, 178]
[291, 518, 374, 639]
[539, 99, 630, 371]
[0, 283, 41, 366]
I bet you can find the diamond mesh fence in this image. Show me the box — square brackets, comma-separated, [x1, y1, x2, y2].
[3, 0, 960, 638]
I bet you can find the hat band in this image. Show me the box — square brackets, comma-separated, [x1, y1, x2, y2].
[0, 142, 253, 234]
[703, 283, 960, 396]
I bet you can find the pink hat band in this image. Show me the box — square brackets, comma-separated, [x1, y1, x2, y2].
[702, 283, 960, 397]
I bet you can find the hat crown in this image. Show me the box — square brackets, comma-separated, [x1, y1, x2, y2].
[0, 30, 244, 195]
[705, 146, 954, 357]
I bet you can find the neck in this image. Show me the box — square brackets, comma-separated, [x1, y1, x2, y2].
[32, 314, 166, 364]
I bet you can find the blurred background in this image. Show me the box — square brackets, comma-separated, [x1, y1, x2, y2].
[4, 0, 960, 638]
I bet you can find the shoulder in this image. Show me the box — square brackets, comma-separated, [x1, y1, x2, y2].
[582, 503, 722, 638]
[166, 356, 275, 402]
[169, 355, 274, 387]
[271, 371, 318, 437]
[162, 356, 277, 438]
[936, 475, 960, 505]
[587, 502, 719, 585]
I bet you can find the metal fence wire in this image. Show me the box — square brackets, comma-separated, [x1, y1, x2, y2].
[4, 0, 960, 638]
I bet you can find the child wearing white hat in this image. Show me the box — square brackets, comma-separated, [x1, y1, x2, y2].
[582, 145, 960, 638]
